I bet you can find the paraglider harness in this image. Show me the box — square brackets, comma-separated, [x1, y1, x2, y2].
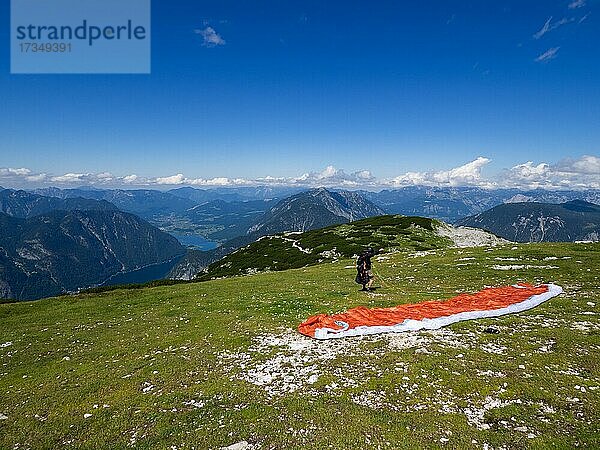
[355, 248, 375, 288]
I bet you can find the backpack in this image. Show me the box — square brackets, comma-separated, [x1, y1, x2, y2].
[355, 255, 367, 284]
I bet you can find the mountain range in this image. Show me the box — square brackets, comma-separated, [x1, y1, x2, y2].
[168, 186, 304, 203]
[247, 188, 385, 235]
[32, 187, 292, 243]
[31, 185, 600, 239]
[0, 189, 185, 300]
[360, 187, 600, 223]
[0, 187, 386, 296]
[2, 184, 599, 296]
[169, 188, 386, 279]
[1, 188, 117, 218]
[457, 200, 600, 242]
[32, 187, 197, 220]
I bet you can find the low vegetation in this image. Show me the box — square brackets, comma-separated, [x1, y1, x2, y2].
[0, 237, 598, 448]
[197, 215, 453, 280]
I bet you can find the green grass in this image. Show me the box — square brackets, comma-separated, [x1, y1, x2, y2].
[0, 242, 599, 449]
[197, 215, 453, 280]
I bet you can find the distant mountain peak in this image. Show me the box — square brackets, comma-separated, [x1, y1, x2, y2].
[247, 188, 385, 235]
[505, 194, 534, 204]
[457, 200, 600, 242]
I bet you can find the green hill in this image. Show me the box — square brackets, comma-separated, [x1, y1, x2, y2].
[0, 240, 599, 449]
[197, 215, 453, 280]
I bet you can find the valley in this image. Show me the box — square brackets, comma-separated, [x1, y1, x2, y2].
[2, 186, 599, 300]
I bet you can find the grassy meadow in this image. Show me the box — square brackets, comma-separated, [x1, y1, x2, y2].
[1, 242, 599, 449]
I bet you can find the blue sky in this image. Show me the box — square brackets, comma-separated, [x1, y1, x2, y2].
[1, 0, 599, 189]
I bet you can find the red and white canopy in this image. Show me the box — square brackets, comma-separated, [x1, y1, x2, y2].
[298, 283, 563, 340]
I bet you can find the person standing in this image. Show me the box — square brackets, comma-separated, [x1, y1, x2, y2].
[356, 248, 376, 291]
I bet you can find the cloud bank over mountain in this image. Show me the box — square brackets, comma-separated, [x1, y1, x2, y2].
[1, 155, 598, 191]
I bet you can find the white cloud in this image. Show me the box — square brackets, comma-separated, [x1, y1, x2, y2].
[533, 17, 553, 39]
[122, 174, 139, 184]
[511, 161, 550, 177]
[390, 157, 493, 188]
[289, 165, 377, 187]
[154, 173, 186, 185]
[569, 0, 586, 9]
[355, 170, 374, 180]
[500, 155, 600, 189]
[150, 174, 251, 187]
[187, 177, 248, 186]
[555, 155, 600, 175]
[1, 156, 598, 191]
[437, 157, 491, 184]
[26, 173, 48, 182]
[1, 169, 121, 186]
[318, 165, 338, 179]
[50, 173, 90, 183]
[554, 16, 575, 27]
[195, 26, 225, 47]
[503, 161, 551, 188]
[96, 172, 113, 181]
[535, 47, 560, 62]
[0, 167, 31, 176]
[533, 17, 574, 39]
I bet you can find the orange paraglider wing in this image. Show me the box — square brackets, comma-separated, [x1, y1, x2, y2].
[298, 283, 562, 339]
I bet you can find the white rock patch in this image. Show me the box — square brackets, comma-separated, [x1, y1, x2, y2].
[491, 265, 559, 271]
[436, 225, 507, 248]
[221, 328, 475, 397]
